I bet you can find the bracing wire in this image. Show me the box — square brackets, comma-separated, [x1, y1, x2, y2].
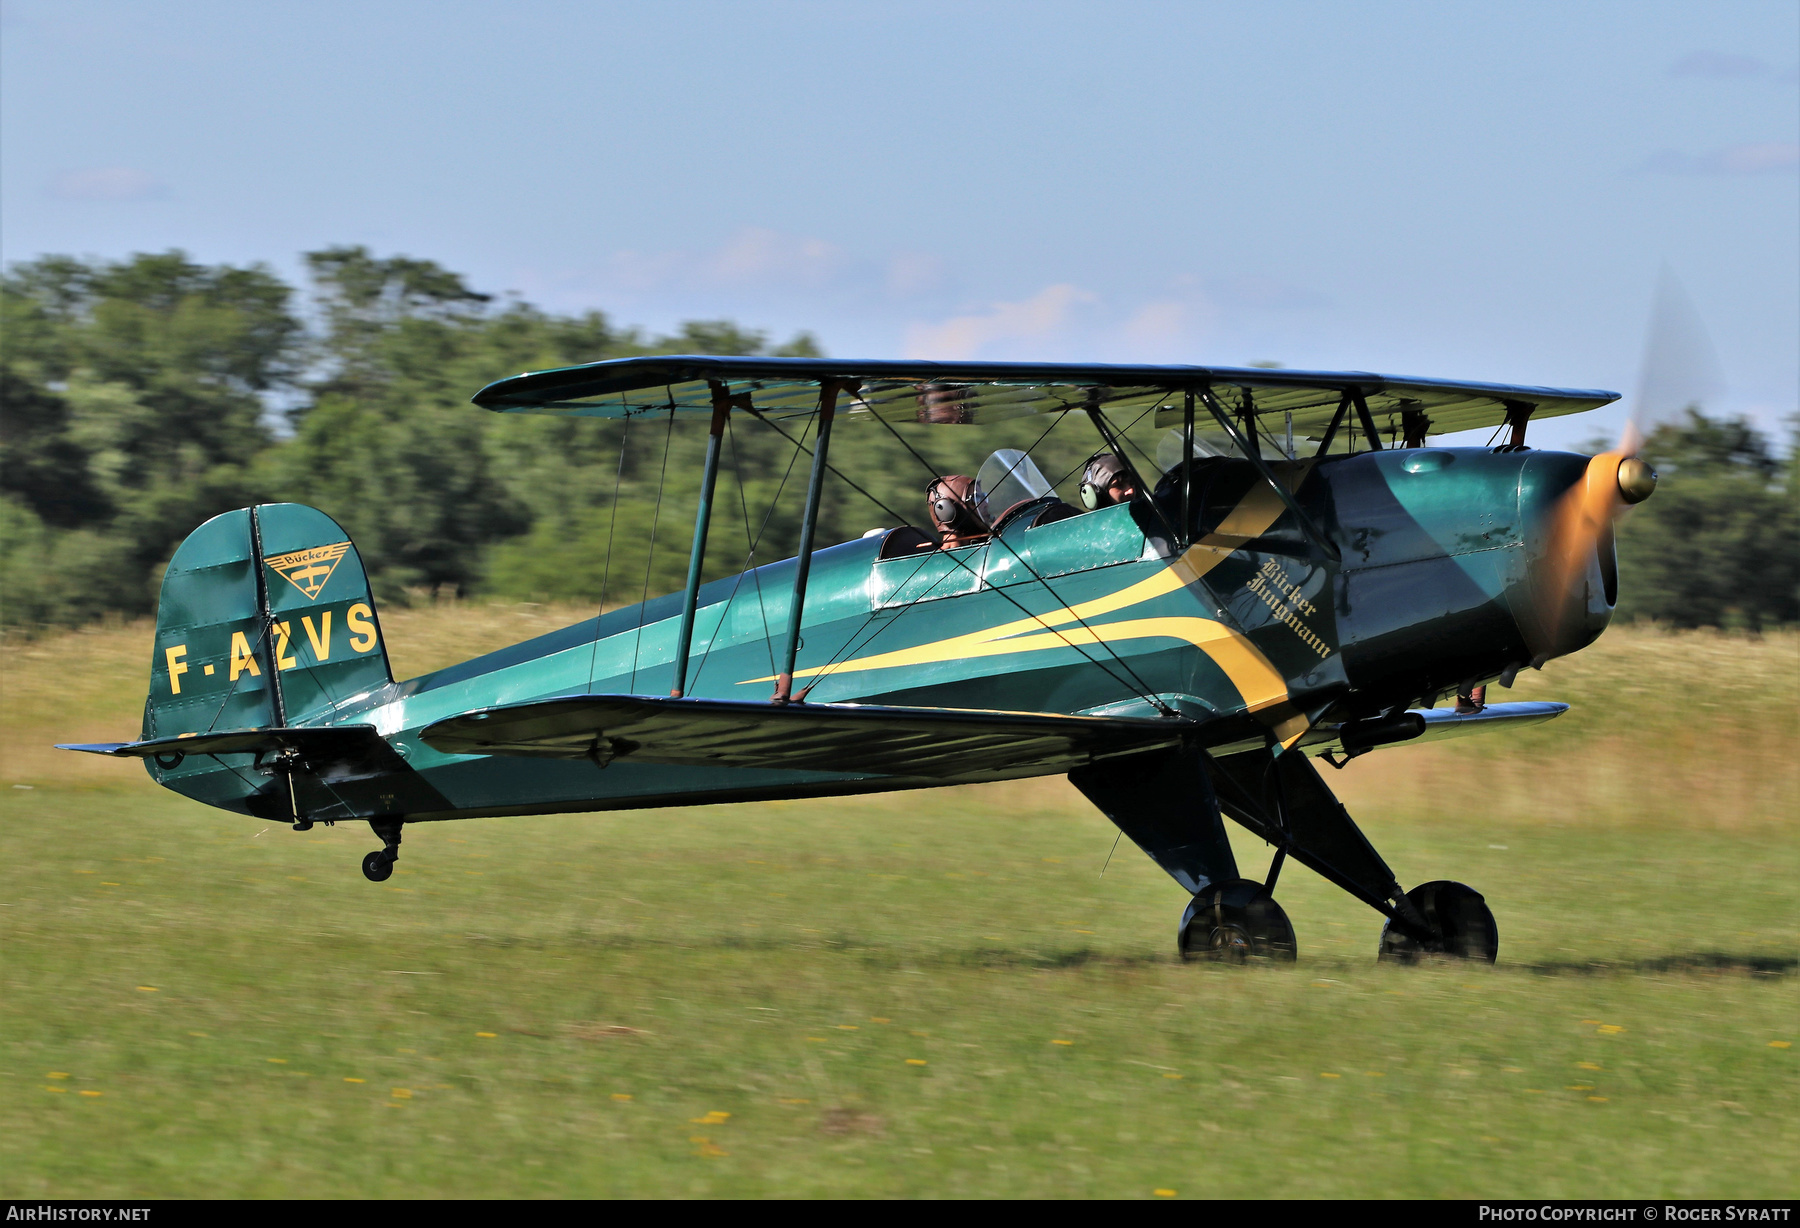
[1099, 830, 1123, 878]
[1044, 401, 1165, 494]
[794, 408, 1072, 685]
[688, 413, 812, 691]
[588, 410, 634, 689]
[787, 405, 1172, 713]
[629, 402, 679, 693]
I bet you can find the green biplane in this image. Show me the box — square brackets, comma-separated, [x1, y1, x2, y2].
[60, 357, 1658, 962]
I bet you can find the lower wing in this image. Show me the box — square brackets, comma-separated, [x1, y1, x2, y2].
[420, 695, 1187, 780]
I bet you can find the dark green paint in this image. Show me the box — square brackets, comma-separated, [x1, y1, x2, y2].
[109, 446, 1610, 829]
[672, 407, 726, 699]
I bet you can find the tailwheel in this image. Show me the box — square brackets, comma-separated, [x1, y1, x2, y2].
[1379, 880, 1498, 963]
[1178, 879, 1297, 963]
[361, 819, 402, 884]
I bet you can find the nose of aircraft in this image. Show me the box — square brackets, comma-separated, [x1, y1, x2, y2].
[1514, 451, 1655, 664]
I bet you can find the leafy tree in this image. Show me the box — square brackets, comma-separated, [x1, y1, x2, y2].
[1, 251, 300, 621]
[1614, 410, 1798, 630]
[276, 248, 830, 602]
[0, 369, 105, 528]
[0, 242, 1435, 637]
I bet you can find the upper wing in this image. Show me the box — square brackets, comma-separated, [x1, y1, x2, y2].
[469, 354, 1618, 440]
[419, 694, 1186, 781]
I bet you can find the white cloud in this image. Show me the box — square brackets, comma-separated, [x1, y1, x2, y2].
[1667, 51, 1774, 79]
[1638, 143, 1800, 176]
[903, 284, 1098, 360]
[1110, 300, 1208, 361]
[900, 272, 1329, 363]
[48, 167, 165, 201]
[603, 226, 843, 293]
[514, 225, 857, 312]
[886, 251, 945, 297]
[705, 226, 843, 287]
[1210, 274, 1331, 310]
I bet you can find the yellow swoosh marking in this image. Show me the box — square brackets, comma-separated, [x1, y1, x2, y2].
[744, 463, 1318, 733]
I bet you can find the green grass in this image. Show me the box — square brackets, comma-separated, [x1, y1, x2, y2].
[1, 614, 1795, 1198]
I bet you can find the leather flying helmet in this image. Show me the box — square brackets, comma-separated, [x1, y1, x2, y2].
[927, 474, 990, 544]
[1079, 452, 1133, 510]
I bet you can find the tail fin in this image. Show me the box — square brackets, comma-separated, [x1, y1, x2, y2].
[146, 504, 391, 739]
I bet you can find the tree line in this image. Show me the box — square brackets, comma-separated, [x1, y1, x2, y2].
[1, 247, 1794, 631]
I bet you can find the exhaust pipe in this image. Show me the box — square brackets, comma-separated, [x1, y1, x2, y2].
[1339, 711, 1427, 753]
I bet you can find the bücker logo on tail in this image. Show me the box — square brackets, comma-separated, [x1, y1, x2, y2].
[265, 541, 351, 600]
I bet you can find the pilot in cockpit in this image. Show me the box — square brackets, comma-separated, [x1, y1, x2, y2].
[1078, 452, 1137, 510]
[926, 475, 991, 549]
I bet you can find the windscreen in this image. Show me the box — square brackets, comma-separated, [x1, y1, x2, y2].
[977, 448, 1058, 519]
[1155, 428, 1238, 472]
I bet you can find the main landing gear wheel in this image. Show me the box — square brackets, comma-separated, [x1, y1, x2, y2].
[1378, 880, 1498, 963]
[1178, 879, 1297, 963]
[361, 851, 394, 882]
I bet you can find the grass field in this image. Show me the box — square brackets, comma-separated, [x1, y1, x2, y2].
[2, 608, 1795, 1198]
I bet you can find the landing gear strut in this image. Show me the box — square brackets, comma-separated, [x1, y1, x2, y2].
[362, 819, 402, 883]
[1072, 743, 1503, 966]
[1178, 879, 1297, 962]
[1378, 880, 1498, 963]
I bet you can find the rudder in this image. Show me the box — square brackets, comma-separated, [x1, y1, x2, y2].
[146, 504, 391, 739]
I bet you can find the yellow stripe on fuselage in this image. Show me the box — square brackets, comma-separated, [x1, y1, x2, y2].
[745, 465, 1316, 733]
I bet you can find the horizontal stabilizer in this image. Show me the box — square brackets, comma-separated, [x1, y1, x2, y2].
[1303, 701, 1568, 758]
[59, 724, 383, 764]
[420, 695, 1184, 780]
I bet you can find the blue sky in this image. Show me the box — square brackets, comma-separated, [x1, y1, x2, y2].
[3, 0, 1795, 450]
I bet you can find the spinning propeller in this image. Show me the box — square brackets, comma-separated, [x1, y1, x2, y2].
[1526, 268, 1721, 660]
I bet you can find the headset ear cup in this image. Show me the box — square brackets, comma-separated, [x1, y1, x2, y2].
[1079, 482, 1099, 510]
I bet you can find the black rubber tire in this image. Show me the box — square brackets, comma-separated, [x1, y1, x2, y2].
[1378, 880, 1498, 963]
[361, 851, 393, 883]
[1178, 878, 1297, 963]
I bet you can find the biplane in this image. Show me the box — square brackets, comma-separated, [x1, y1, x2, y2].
[60, 356, 1659, 962]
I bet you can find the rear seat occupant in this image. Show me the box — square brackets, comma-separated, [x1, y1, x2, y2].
[1079, 453, 1136, 509]
[927, 475, 991, 549]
